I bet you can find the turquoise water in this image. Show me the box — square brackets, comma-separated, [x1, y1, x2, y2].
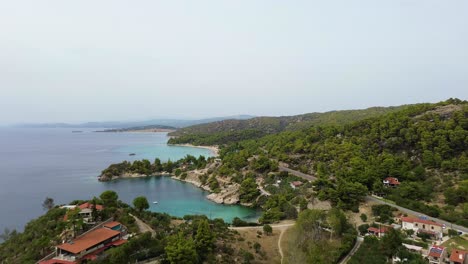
[103, 176, 260, 222]
[0, 128, 259, 232]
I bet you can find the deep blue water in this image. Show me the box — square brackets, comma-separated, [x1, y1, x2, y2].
[0, 128, 258, 233]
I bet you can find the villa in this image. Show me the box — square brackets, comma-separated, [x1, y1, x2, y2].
[39, 222, 126, 264]
[400, 216, 444, 240]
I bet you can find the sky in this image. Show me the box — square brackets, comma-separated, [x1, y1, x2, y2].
[1, 0, 467, 124]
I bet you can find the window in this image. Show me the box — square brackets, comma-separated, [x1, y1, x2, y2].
[431, 226, 434, 230]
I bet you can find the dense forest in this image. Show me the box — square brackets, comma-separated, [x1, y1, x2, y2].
[213, 98, 468, 226]
[168, 106, 407, 145]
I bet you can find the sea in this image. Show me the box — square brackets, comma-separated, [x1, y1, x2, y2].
[0, 128, 259, 234]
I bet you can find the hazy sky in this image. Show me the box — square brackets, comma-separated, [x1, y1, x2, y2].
[1, 0, 467, 124]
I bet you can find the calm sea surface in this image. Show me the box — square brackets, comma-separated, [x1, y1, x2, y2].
[0, 128, 259, 233]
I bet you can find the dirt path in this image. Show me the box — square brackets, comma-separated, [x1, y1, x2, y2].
[129, 213, 156, 237]
[277, 225, 290, 264]
[230, 222, 294, 264]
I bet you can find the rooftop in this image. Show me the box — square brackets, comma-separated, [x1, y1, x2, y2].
[368, 227, 389, 233]
[57, 228, 120, 254]
[449, 249, 467, 263]
[104, 221, 121, 229]
[79, 202, 104, 211]
[383, 177, 400, 185]
[401, 217, 443, 227]
[428, 245, 445, 258]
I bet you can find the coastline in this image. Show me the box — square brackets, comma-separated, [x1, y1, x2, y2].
[168, 143, 219, 157]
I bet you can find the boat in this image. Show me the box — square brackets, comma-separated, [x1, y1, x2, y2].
[72, 130, 83, 133]
[153, 201, 158, 204]
[129, 153, 136, 156]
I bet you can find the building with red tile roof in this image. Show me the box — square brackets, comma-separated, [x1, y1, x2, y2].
[40, 222, 126, 264]
[367, 226, 389, 237]
[78, 202, 104, 211]
[449, 249, 468, 264]
[427, 245, 447, 264]
[383, 177, 400, 187]
[290, 181, 303, 189]
[400, 216, 444, 239]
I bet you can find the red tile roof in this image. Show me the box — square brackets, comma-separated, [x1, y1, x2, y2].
[104, 221, 121, 229]
[57, 228, 120, 254]
[449, 249, 468, 263]
[428, 245, 445, 258]
[384, 177, 400, 185]
[400, 217, 443, 227]
[79, 202, 104, 211]
[291, 181, 303, 187]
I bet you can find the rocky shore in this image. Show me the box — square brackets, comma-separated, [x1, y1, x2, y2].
[98, 166, 245, 206]
[170, 168, 243, 205]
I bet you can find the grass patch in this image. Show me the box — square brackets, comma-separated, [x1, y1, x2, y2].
[442, 235, 468, 251]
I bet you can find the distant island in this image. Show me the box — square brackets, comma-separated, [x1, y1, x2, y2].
[96, 124, 177, 133]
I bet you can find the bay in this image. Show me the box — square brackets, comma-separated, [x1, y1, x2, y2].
[0, 128, 259, 233]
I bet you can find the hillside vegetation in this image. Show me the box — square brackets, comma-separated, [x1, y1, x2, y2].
[168, 106, 407, 145]
[216, 98, 468, 226]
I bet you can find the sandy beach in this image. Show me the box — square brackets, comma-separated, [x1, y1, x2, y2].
[168, 143, 219, 157]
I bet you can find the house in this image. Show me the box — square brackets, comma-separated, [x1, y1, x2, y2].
[449, 249, 468, 264]
[427, 245, 447, 264]
[383, 177, 400, 187]
[78, 202, 104, 223]
[400, 217, 444, 240]
[290, 181, 303, 189]
[367, 226, 389, 238]
[39, 222, 126, 264]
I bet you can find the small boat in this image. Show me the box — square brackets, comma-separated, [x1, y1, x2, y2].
[153, 201, 158, 204]
[72, 130, 83, 133]
[129, 153, 136, 156]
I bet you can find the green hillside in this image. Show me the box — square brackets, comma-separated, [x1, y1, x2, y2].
[168, 106, 407, 145]
[218, 98, 468, 225]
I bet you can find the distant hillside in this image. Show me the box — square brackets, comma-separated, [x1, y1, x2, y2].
[97, 124, 177, 132]
[168, 106, 408, 145]
[13, 115, 254, 129]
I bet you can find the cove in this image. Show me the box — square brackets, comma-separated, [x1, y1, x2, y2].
[102, 176, 261, 223]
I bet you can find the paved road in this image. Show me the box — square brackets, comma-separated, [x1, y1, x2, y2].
[366, 196, 468, 234]
[338, 236, 364, 264]
[278, 166, 317, 182]
[280, 165, 468, 234]
[229, 223, 295, 231]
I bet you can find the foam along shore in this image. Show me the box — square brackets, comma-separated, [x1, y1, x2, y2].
[168, 143, 219, 157]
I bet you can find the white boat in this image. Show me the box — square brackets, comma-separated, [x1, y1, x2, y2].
[153, 201, 158, 204]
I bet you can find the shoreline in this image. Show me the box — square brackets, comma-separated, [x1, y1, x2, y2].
[168, 143, 219, 157]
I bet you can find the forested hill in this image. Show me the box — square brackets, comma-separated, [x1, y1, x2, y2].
[217, 98, 468, 226]
[168, 106, 407, 145]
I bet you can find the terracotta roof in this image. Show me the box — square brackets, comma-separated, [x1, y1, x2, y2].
[400, 217, 443, 227]
[291, 181, 303, 187]
[368, 227, 389, 233]
[449, 249, 468, 263]
[384, 177, 400, 185]
[104, 221, 121, 229]
[79, 202, 104, 211]
[57, 228, 120, 254]
[428, 245, 445, 258]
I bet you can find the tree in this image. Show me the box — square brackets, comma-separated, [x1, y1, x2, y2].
[194, 219, 215, 260]
[239, 178, 260, 203]
[165, 232, 198, 264]
[42, 197, 54, 211]
[380, 228, 403, 258]
[263, 224, 273, 235]
[100, 190, 118, 207]
[360, 213, 367, 222]
[133, 196, 149, 213]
